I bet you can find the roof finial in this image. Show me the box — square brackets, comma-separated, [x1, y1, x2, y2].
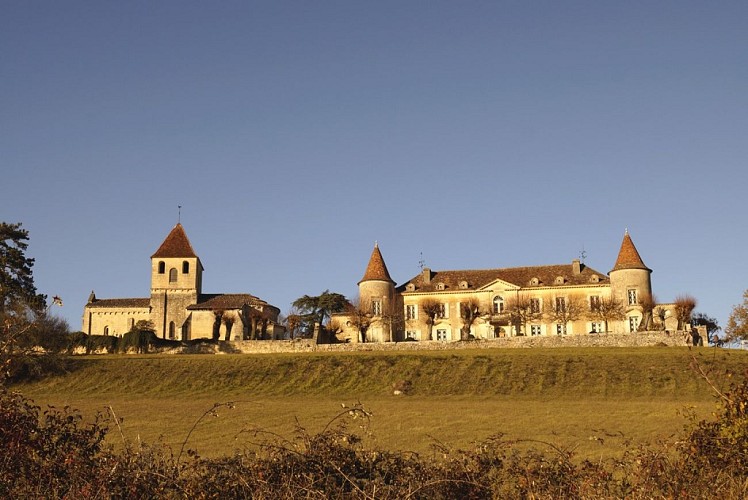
[625, 227, 628, 235]
[178, 205, 182, 224]
[418, 252, 425, 270]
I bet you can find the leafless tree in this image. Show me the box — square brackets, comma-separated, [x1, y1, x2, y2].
[420, 299, 442, 341]
[222, 312, 236, 341]
[347, 297, 373, 343]
[545, 294, 585, 334]
[674, 295, 697, 331]
[504, 292, 542, 336]
[459, 297, 485, 340]
[589, 296, 625, 333]
[653, 305, 669, 331]
[637, 293, 657, 331]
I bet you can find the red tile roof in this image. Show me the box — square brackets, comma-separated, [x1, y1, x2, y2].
[151, 223, 199, 258]
[187, 294, 279, 314]
[359, 243, 394, 284]
[398, 263, 609, 293]
[611, 231, 651, 272]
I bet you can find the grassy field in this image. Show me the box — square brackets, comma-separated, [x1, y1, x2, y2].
[17, 346, 748, 461]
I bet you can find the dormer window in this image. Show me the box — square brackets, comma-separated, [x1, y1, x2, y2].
[436, 282, 446, 291]
[458, 281, 469, 289]
[555, 276, 565, 285]
[406, 283, 416, 292]
[530, 277, 540, 286]
[590, 274, 599, 283]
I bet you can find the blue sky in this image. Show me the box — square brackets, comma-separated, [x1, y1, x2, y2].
[2, 1, 746, 332]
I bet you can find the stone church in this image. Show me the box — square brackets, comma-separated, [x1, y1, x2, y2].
[334, 231, 679, 343]
[82, 224, 282, 340]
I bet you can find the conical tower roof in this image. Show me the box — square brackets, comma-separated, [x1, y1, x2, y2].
[611, 230, 651, 273]
[151, 223, 199, 258]
[358, 243, 395, 284]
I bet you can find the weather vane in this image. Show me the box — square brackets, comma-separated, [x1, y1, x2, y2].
[178, 205, 182, 223]
[579, 244, 587, 264]
[418, 252, 425, 270]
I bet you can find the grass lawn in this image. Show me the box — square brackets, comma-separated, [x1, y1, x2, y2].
[18, 346, 748, 461]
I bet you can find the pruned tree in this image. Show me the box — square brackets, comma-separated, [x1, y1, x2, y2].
[459, 298, 484, 341]
[505, 293, 542, 336]
[379, 301, 404, 342]
[212, 309, 224, 341]
[292, 290, 348, 343]
[347, 297, 373, 343]
[637, 293, 657, 331]
[674, 295, 697, 331]
[222, 312, 236, 341]
[725, 290, 748, 344]
[653, 306, 669, 331]
[283, 309, 304, 340]
[544, 294, 585, 335]
[589, 295, 626, 333]
[420, 299, 442, 341]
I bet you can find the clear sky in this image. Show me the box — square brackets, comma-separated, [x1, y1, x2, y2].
[2, 1, 746, 332]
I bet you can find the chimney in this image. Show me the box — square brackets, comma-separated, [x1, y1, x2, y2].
[572, 259, 581, 276]
[422, 267, 432, 284]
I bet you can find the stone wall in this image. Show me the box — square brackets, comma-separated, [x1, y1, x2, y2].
[221, 330, 696, 355]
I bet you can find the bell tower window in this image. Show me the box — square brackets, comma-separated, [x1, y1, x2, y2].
[182, 261, 190, 274]
[158, 261, 165, 274]
[169, 268, 177, 283]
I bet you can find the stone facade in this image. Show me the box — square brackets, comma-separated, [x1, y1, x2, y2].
[334, 232, 682, 343]
[81, 224, 283, 340]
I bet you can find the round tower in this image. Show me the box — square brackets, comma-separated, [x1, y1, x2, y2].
[609, 230, 652, 332]
[358, 242, 396, 342]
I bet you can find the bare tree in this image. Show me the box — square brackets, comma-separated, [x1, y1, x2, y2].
[504, 293, 542, 336]
[545, 294, 585, 335]
[222, 312, 235, 341]
[283, 308, 304, 340]
[347, 297, 373, 343]
[212, 309, 224, 341]
[589, 296, 625, 333]
[379, 301, 404, 342]
[420, 299, 442, 341]
[637, 293, 657, 331]
[459, 298, 484, 340]
[653, 305, 669, 331]
[674, 295, 697, 331]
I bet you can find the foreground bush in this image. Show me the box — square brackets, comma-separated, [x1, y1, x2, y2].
[2, 371, 748, 498]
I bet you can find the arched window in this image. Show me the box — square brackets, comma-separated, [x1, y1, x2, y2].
[169, 268, 177, 282]
[182, 261, 189, 274]
[104, 326, 109, 336]
[158, 261, 165, 274]
[169, 321, 176, 339]
[493, 296, 504, 314]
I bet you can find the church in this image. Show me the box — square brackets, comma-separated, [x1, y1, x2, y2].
[81, 224, 282, 340]
[334, 231, 678, 343]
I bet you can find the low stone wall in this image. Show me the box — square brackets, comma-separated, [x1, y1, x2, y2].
[223, 330, 695, 355]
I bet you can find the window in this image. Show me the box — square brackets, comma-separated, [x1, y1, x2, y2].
[405, 304, 417, 320]
[437, 303, 447, 319]
[158, 261, 165, 274]
[372, 300, 382, 316]
[628, 289, 638, 306]
[459, 281, 469, 289]
[169, 268, 178, 282]
[590, 295, 601, 311]
[555, 297, 566, 313]
[405, 330, 418, 341]
[530, 298, 541, 314]
[556, 323, 567, 335]
[493, 296, 504, 314]
[629, 316, 640, 332]
[436, 329, 448, 341]
[128, 318, 135, 331]
[436, 282, 446, 290]
[103, 326, 109, 336]
[590, 322, 603, 333]
[182, 261, 190, 274]
[169, 321, 176, 339]
[530, 324, 542, 336]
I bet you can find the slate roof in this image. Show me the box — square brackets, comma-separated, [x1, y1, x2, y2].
[187, 294, 277, 312]
[611, 231, 651, 272]
[86, 297, 151, 308]
[151, 223, 199, 259]
[359, 243, 395, 284]
[397, 262, 609, 294]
